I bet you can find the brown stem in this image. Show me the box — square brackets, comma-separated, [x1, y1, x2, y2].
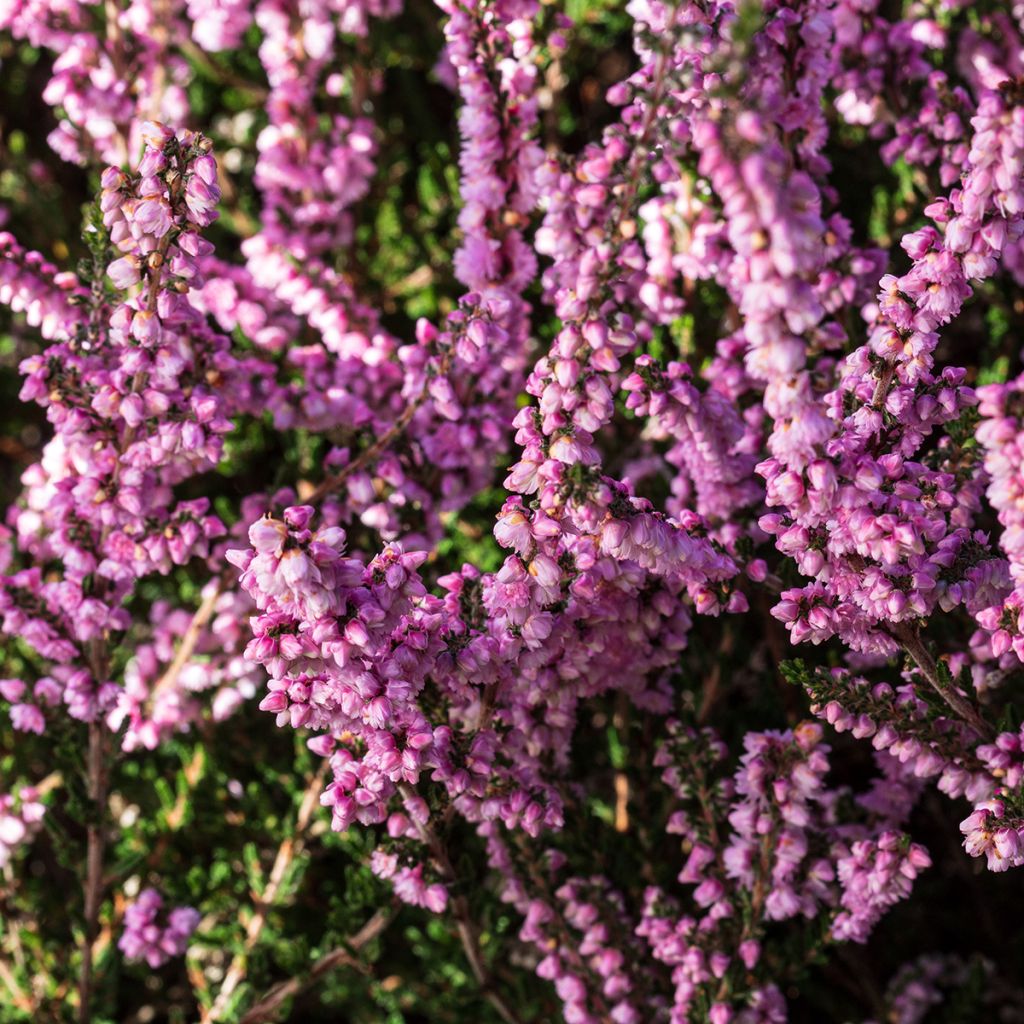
[398, 784, 526, 1024]
[870, 360, 896, 410]
[237, 907, 396, 1024]
[150, 578, 225, 700]
[146, 0, 170, 122]
[71, 167, 185, 1014]
[697, 625, 734, 724]
[890, 623, 992, 738]
[72, 163, 186, 1017]
[78, 721, 109, 1024]
[612, 692, 630, 833]
[305, 346, 452, 505]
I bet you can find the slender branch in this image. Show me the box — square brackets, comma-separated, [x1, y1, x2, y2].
[398, 784, 525, 1024]
[73, 167, 184, 1015]
[698, 625, 733, 724]
[612, 691, 630, 833]
[179, 39, 269, 100]
[201, 765, 327, 1023]
[870, 360, 896, 410]
[305, 346, 452, 505]
[0, 956, 32, 1014]
[890, 623, 993, 739]
[237, 907, 396, 1024]
[145, 0, 170, 122]
[78, 721, 109, 1024]
[151, 578, 225, 700]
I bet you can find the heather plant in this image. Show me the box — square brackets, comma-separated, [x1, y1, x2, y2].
[1, 0, 1024, 1021]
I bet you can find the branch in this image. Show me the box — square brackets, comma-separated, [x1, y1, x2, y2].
[698, 625, 733, 725]
[398, 784, 525, 1024]
[77, 721, 109, 1024]
[0, 956, 33, 1014]
[237, 907, 396, 1024]
[179, 39, 269, 100]
[890, 623, 993, 739]
[151, 578, 225, 700]
[305, 346, 452, 506]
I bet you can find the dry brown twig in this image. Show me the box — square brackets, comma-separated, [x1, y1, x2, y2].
[890, 623, 993, 739]
[237, 906, 396, 1024]
[398, 783, 526, 1024]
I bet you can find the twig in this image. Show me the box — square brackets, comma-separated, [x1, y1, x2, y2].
[73, 176, 182, 1010]
[398, 784, 526, 1024]
[890, 623, 993, 739]
[0, 436, 35, 463]
[305, 346, 452, 506]
[697, 625, 733, 725]
[870, 360, 896, 409]
[612, 692, 629, 833]
[237, 907, 396, 1024]
[179, 39, 269, 100]
[78, 721, 109, 1024]
[151, 579, 225, 699]
[0, 956, 32, 1014]
[201, 765, 328, 1023]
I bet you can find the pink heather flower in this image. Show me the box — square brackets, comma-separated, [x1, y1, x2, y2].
[108, 256, 141, 290]
[132, 195, 173, 238]
[129, 310, 162, 346]
[118, 888, 200, 967]
[140, 121, 174, 150]
[494, 503, 533, 554]
[185, 172, 220, 225]
[248, 516, 288, 554]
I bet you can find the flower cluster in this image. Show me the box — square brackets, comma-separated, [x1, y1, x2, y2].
[3, 123, 230, 736]
[0, 786, 46, 868]
[976, 375, 1024, 658]
[117, 888, 200, 967]
[3, 0, 1024, 1020]
[761, 79, 1024, 653]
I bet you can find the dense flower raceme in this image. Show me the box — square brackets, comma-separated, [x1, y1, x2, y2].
[3, 0, 1024, 1020]
[1, 125, 233, 737]
[768, 83, 1024, 645]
